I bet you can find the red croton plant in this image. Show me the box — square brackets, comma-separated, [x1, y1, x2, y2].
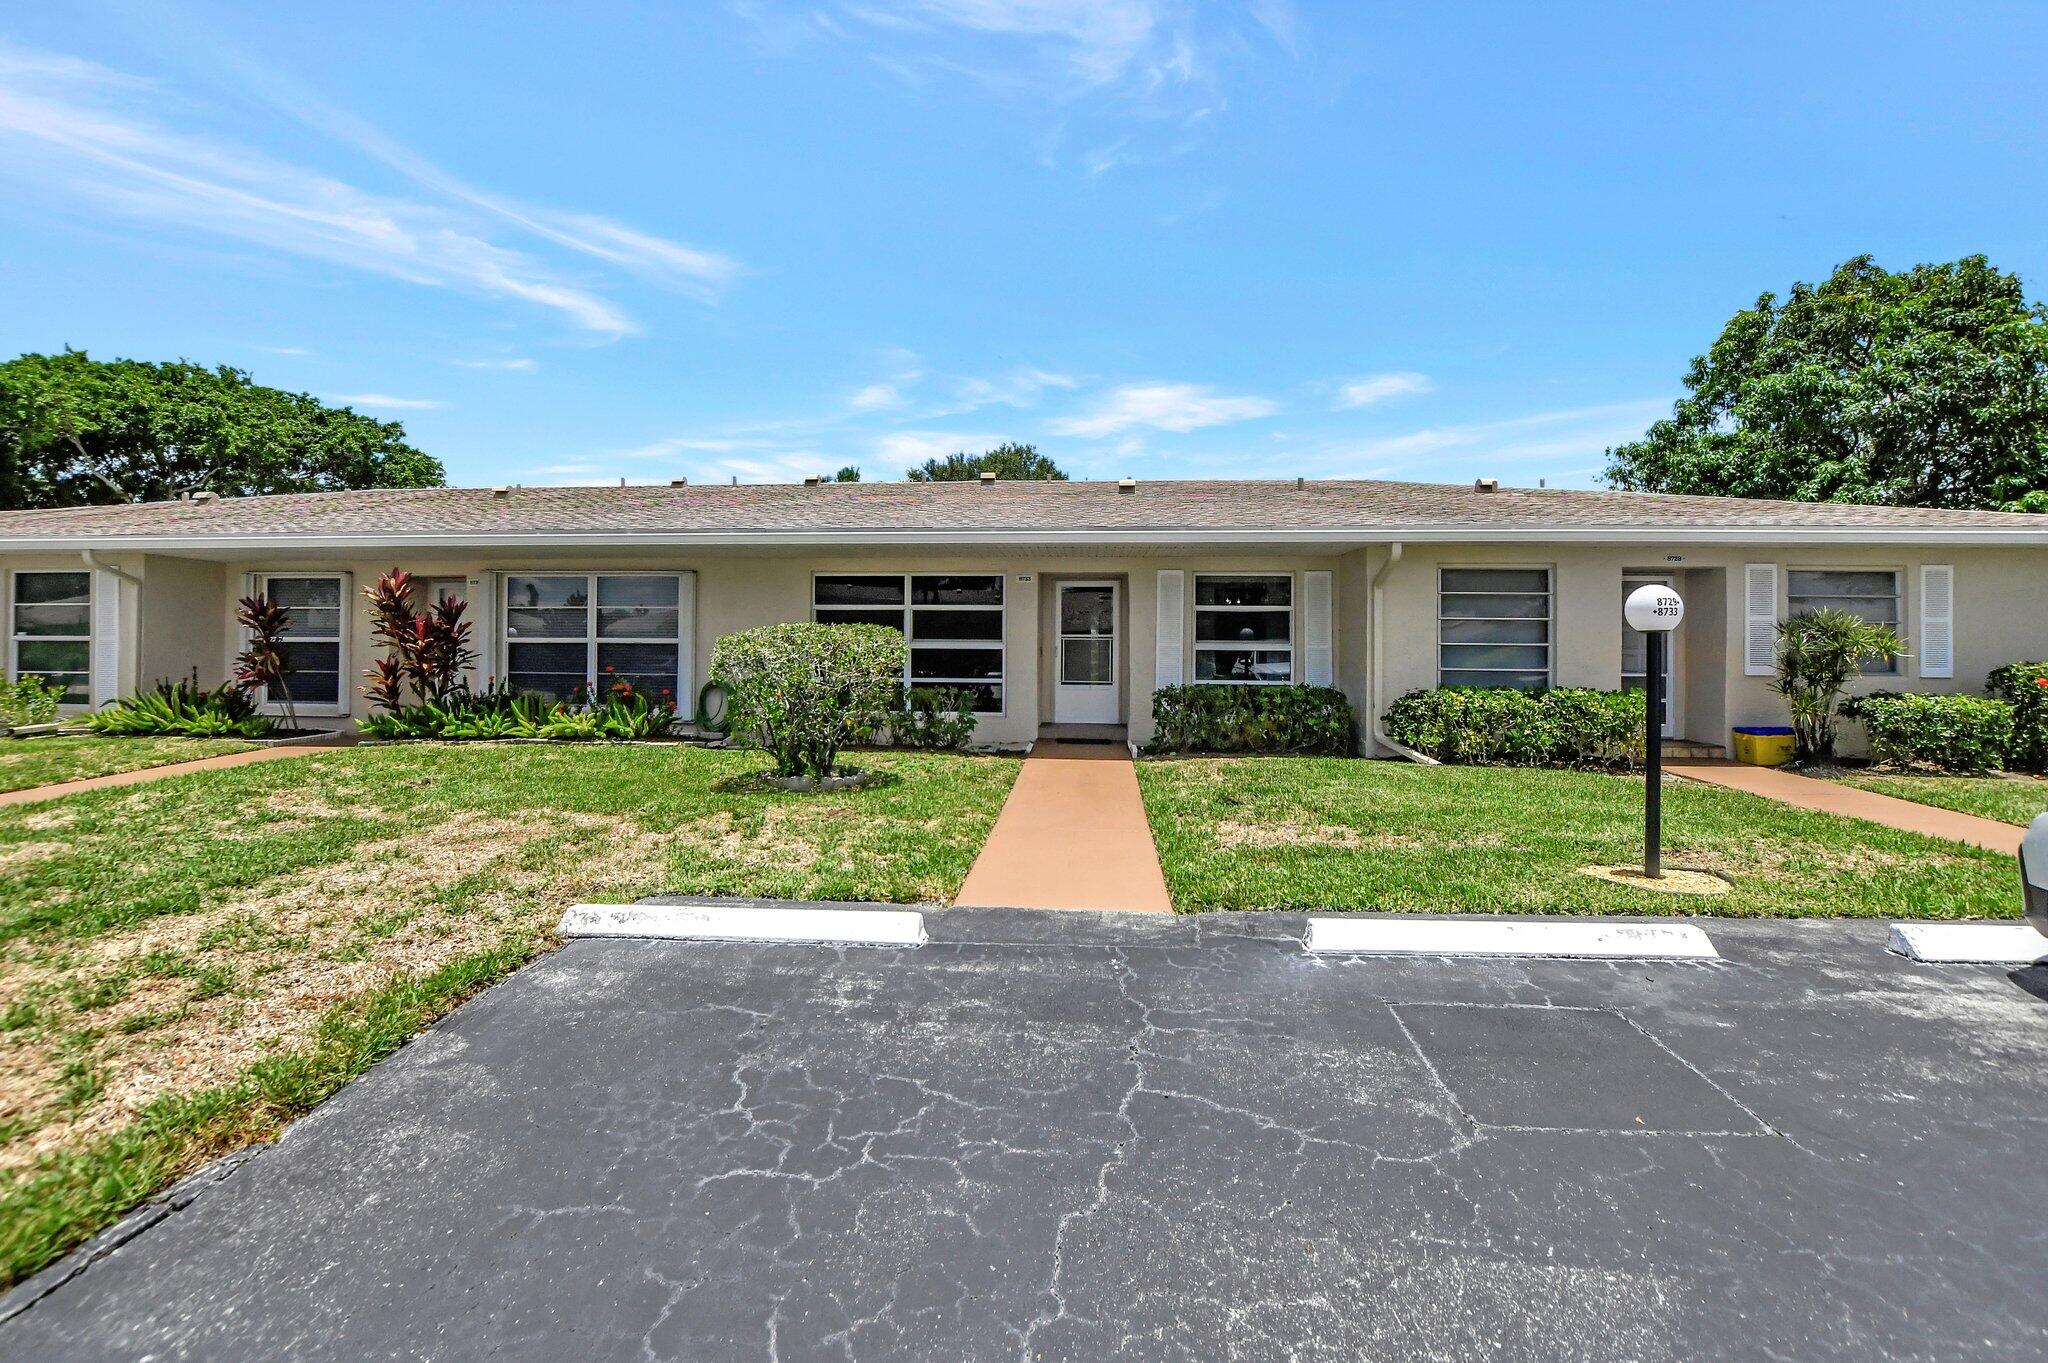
[361, 569, 477, 711]
[233, 592, 296, 728]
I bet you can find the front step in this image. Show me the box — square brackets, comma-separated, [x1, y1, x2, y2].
[1661, 739, 1724, 759]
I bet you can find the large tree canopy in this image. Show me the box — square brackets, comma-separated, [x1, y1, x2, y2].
[1605, 255, 2048, 512]
[904, 441, 1067, 482]
[0, 350, 445, 510]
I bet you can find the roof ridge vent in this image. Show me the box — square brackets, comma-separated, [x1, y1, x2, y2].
[189, 490, 218, 503]
[979, 471, 997, 484]
[491, 485, 511, 499]
[1474, 477, 1499, 493]
[803, 473, 822, 487]
[1117, 477, 1137, 494]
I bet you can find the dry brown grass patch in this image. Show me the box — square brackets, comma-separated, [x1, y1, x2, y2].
[0, 810, 671, 1172]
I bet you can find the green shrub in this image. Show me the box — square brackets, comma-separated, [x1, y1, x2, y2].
[1772, 607, 1906, 761]
[0, 676, 66, 729]
[1843, 692, 2015, 774]
[86, 681, 274, 739]
[893, 686, 981, 750]
[1986, 662, 2048, 771]
[1380, 686, 1648, 767]
[355, 682, 675, 742]
[1145, 684, 1356, 756]
[710, 623, 906, 779]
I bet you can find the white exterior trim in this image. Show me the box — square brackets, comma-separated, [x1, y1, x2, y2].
[1743, 563, 1778, 676]
[1153, 570, 1184, 689]
[1301, 569, 1333, 687]
[1918, 564, 1955, 679]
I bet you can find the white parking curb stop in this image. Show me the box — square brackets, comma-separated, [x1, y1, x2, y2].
[1885, 923, 2048, 965]
[560, 902, 926, 947]
[1305, 918, 1719, 960]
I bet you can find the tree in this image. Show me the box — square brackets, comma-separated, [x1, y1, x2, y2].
[833, 465, 862, 482]
[1605, 255, 2048, 512]
[0, 349, 444, 509]
[904, 441, 1067, 482]
[1771, 608, 1906, 762]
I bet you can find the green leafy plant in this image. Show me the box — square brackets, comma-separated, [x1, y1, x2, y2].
[1771, 608, 1907, 762]
[233, 593, 297, 732]
[85, 681, 273, 738]
[710, 622, 906, 780]
[894, 686, 980, 750]
[355, 678, 674, 742]
[360, 568, 475, 710]
[1147, 684, 1357, 756]
[0, 675, 65, 729]
[1380, 686, 1647, 767]
[1986, 662, 2048, 771]
[1841, 692, 2015, 773]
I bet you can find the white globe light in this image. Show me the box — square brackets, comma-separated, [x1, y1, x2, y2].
[1625, 583, 1685, 632]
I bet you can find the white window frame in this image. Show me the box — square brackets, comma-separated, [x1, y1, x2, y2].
[250, 572, 350, 716]
[1191, 572, 1296, 686]
[500, 571, 687, 704]
[810, 572, 1006, 714]
[7, 569, 94, 709]
[1437, 565, 1554, 689]
[1786, 566, 1903, 676]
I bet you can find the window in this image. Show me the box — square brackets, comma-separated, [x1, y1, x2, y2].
[503, 574, 682, 703]
[1787, 569, 1901, 675]
[813, 574, 1004, 712]
[256, 574, 346, 710]
[1193, 574, 1293, 684]
[1439, 568, 1551, 689]
[10, 571, 91, 705]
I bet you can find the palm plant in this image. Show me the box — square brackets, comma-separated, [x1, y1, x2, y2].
[1772, 608, 1906, 762]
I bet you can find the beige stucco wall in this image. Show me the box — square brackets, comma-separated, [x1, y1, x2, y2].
[1371, 541, 2048, 755]
[11, 538, 2047, 757]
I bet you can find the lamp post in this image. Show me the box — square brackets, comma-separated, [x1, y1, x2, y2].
[1625, 583, 1685, 879]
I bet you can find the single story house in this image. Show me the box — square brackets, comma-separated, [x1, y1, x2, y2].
[3, 477, 2046, 755]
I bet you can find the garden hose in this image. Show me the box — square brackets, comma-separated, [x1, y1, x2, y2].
[695, 680, 731, 735]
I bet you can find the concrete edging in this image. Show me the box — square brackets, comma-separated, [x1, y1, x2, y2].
[559, 901, 927, 947]
[1885, 922, 2048, 965]
[1304, 917, 1720, 960]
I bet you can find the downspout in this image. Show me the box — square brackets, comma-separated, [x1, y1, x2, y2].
[81, 550, 144, 702]
[1368, 542, 1438, 764]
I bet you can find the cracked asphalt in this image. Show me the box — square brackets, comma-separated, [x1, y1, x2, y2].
[5, 906, 2048, 1362]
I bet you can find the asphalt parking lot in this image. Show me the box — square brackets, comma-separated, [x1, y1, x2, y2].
[5, 906, 2047, 1362]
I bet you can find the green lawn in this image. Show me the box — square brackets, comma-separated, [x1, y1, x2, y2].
[1138, 757, 2022, 918]
[1834, 770, 2048, 828]
[0, 742, 1017, 1287]
[0, 735, 260, 794]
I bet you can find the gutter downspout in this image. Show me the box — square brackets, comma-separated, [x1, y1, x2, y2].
[81, 550, 143, 702]
[1368, 542, 1437, 764]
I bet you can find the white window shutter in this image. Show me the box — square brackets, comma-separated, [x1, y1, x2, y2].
[1918, 564, 1954, 679]
[1743, 563, 1778, 676]
[1155, 571, 1185, 688]
[90, 568, 122, 705]
[1302, 570, 1333, 686]
[675, 571, 698, 706]
[468, 571, 498, 690]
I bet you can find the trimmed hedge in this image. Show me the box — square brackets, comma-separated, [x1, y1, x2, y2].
[1987, 662, 2048, 771]
[1145, 684, 1356, 756]
[1381, 686, 1648, 767]
[1843, 691, 2016, 774]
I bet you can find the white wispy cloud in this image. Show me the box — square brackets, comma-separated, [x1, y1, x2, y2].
[1050, 381, 1277, 437]
[849, 382, 907, 412]
[452, 357, 538, 371]
[0, 39, 738, 338]
[324, 393, 447, 410]
[1334, 371, 1432, 409]
[945, 366, 1077, 412]
[873, 429, 1006, 466]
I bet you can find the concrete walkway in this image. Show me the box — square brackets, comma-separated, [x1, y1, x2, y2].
[0, 737, 353, 809]
[954, 739, 1173, 912]
[1667, 758, 2024, 855]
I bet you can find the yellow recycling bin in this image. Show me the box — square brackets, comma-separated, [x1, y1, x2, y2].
[1731, 726, 1796, 767]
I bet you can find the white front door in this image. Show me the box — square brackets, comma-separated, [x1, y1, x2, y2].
[1622, 573, 1682, 739]
[1054, 581, 1120, 724]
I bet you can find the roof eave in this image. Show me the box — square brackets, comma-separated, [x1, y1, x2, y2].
[4, 524, 2047, 552]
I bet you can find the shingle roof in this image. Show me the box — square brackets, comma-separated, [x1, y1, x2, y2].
[0, 478, 2042, 542]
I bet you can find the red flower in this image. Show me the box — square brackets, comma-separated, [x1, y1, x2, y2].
[2035, 676, 2048, 689]
[603, 664, 615, 673]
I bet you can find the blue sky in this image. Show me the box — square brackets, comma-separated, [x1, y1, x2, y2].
[3, 2, 2045, 490]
